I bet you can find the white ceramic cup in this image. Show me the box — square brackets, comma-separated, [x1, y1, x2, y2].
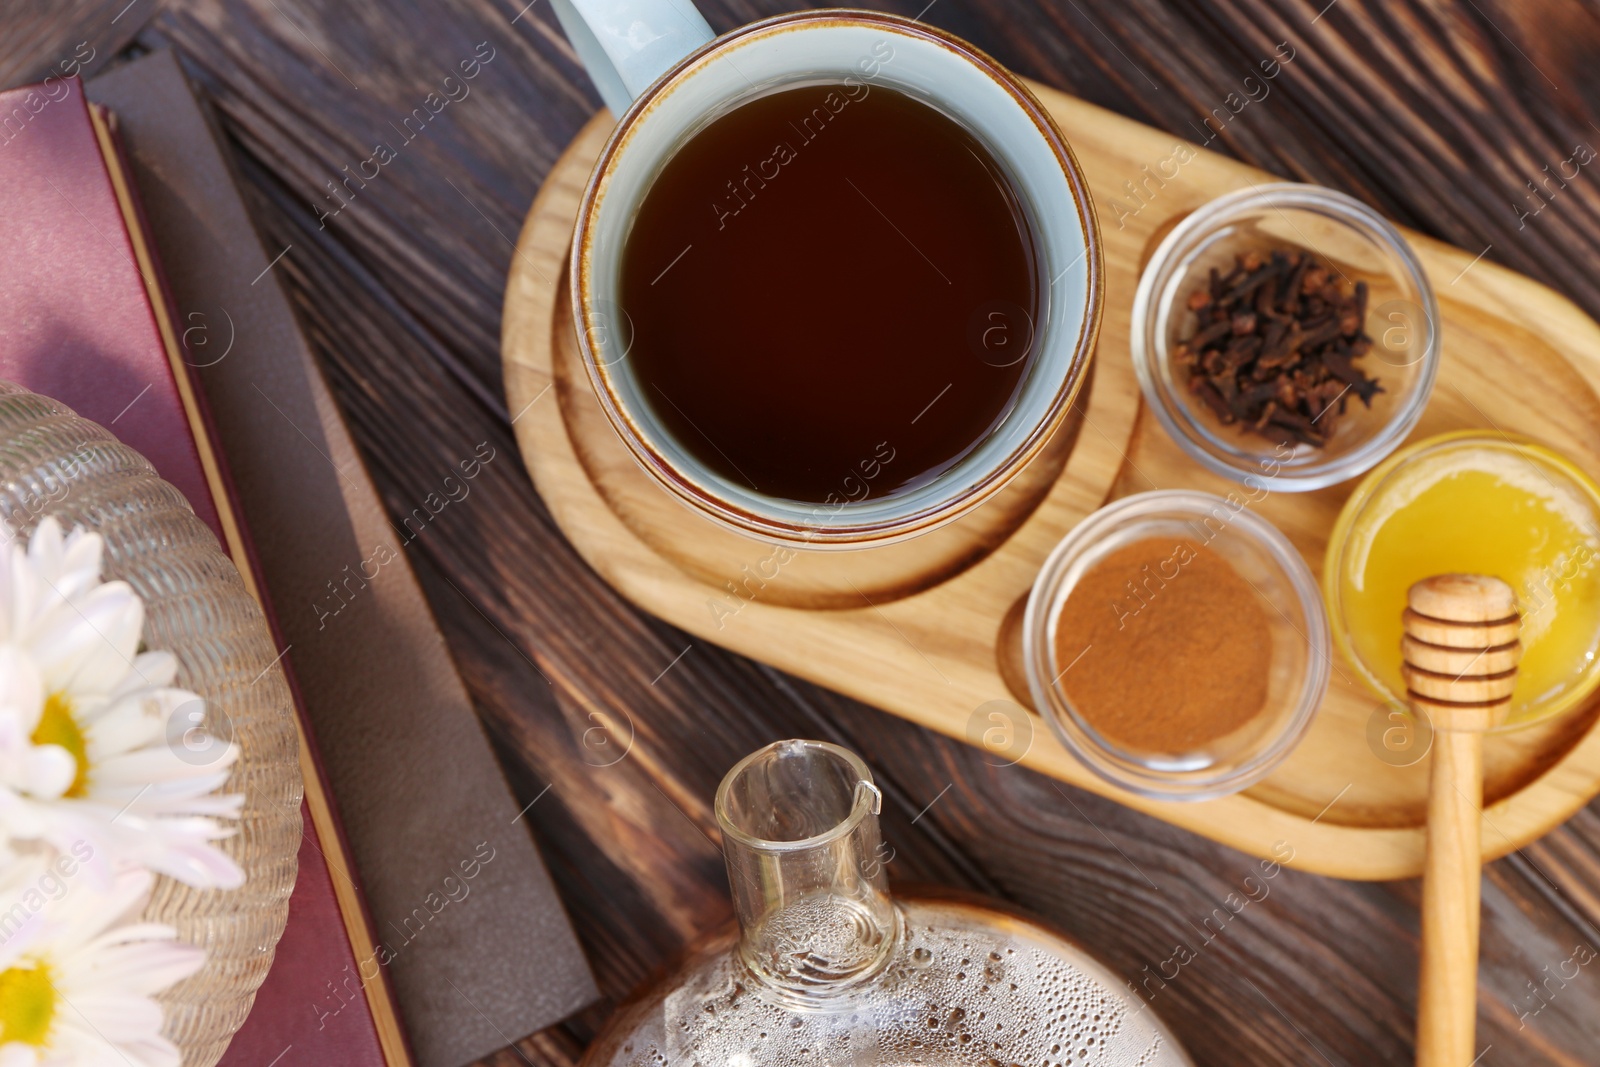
[554, 1, 1102, 546]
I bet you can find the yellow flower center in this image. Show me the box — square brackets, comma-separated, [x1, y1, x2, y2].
[0, 962, 55, 1046]
[30, 694, 89, 798]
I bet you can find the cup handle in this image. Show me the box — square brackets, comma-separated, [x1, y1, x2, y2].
[550, 0, 716, 116]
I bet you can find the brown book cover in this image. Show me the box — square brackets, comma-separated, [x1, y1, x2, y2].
[88, 50, 599, 1067]
[0, 71, 403, 1067]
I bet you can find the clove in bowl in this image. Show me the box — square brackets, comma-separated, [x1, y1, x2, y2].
[1131, 183, 1440, 492]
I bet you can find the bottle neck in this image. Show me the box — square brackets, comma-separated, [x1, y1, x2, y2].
[716, 741, 901, 1000]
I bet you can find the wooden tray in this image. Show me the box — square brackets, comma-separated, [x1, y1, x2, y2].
[502, 80, 1600, 881]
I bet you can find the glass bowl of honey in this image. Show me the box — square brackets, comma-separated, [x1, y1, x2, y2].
[1326, 431, 1600, 728]
[1132, 183, 1439, 492]
[1022, 490, 1331, 800]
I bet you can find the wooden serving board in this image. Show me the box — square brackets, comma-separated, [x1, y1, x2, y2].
[501, 80, 1600, 881]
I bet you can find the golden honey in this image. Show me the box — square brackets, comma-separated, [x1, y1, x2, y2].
[1327, 432, 1600, 726]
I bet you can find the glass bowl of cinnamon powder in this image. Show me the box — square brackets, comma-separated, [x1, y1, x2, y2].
[1023, 490, 1330, 800]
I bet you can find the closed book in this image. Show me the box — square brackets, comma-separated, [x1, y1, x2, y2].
[0, 71, 401, 1067]
[87, 49, 599, 1067]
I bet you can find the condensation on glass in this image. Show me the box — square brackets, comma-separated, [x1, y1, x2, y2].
[584, 739, 1193, 1066]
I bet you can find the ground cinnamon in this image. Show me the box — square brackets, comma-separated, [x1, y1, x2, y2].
[1054, 537, 1272, 752]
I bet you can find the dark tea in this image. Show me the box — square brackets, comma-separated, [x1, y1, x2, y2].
[618, 82, 1040, 505]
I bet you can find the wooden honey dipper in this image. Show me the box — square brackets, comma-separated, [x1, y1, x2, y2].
[1404, 574, 1521, 1067]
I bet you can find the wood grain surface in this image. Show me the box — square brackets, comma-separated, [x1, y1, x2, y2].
[12, 1, 1600, 1064]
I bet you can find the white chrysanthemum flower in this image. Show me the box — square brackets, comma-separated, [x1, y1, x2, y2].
[0, 858, 204, 1067]
[0, 519, 243, 889]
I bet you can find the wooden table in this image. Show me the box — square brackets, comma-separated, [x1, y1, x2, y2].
[12, 2, 1600, 1064]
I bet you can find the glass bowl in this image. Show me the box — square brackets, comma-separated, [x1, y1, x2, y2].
[1022, 490, 1330, 800]
[1325, 430, 1600, 731]
[1131, 183, 1439, 491]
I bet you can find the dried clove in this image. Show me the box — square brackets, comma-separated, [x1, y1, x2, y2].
[1176, 249, 1380, 448]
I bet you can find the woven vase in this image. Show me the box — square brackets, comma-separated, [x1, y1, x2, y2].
[0, 380, 303, 1066]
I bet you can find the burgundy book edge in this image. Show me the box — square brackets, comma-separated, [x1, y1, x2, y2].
[89, 99, 413, 1066]
[87, 49, 598, 1067]
[0, 73, 404, 1067]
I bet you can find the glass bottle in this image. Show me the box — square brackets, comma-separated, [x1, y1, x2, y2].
[583, 739, 1192, 1066]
